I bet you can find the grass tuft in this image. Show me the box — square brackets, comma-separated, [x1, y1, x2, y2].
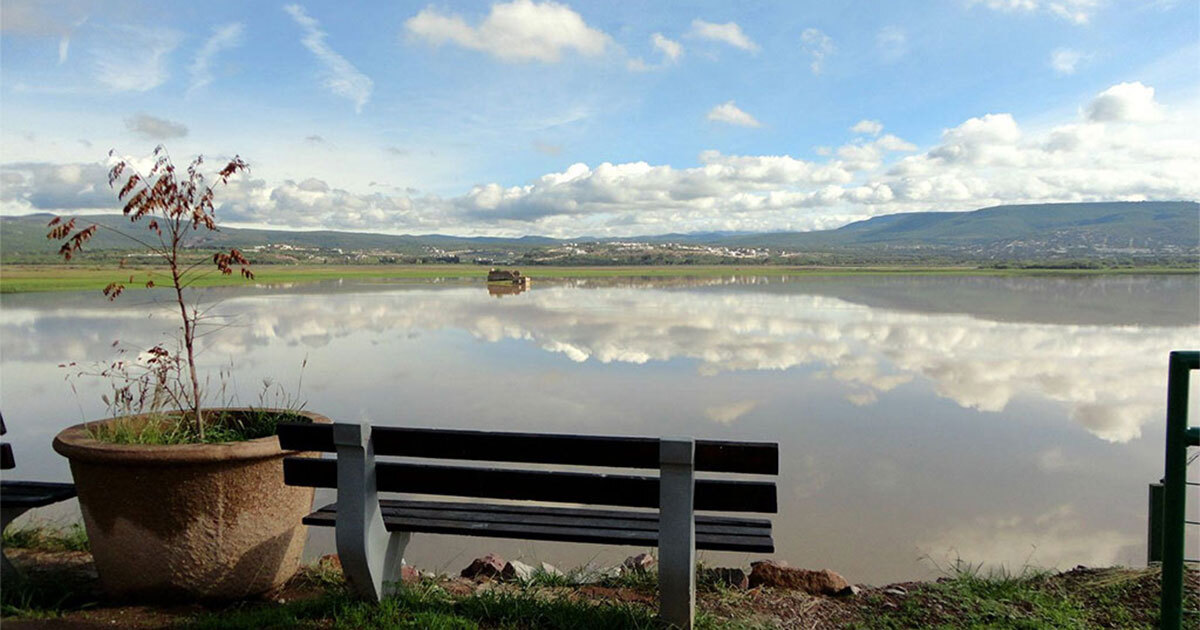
[2, 522, 89, 552]
[85, 409, 309, 445]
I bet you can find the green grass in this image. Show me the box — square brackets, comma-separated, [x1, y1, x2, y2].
[86, 409, 310, 445]
[2, 263, 1194, 294]
[847, 562, 1179, 630]
[2, 522, 89, 552]
[181, 580, 765, 630]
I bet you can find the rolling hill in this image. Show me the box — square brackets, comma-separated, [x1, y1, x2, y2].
[1, 201, 1195, 263]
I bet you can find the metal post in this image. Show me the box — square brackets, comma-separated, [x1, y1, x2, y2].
[1160, 351, 1197, 630]
[659, 438, 696, 630]
[332, 422, 410, 601]
[1147, 482, 1164, 564]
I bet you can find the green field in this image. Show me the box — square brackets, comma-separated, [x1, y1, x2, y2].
[1, 263, 1195, 294]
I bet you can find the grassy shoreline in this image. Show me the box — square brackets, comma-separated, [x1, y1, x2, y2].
[2, 263, 1195, 294]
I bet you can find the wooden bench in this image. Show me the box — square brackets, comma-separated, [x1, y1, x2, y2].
[1, 414, 77, 578]
[278, 421, 778, 629]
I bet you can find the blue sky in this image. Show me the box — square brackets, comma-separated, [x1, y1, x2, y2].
[1, 0, 1196, 236]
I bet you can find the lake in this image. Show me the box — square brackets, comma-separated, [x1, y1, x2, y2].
[2, 273, 1197, 584]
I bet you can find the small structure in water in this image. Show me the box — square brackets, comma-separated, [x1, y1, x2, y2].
[487, 268, 531, 286]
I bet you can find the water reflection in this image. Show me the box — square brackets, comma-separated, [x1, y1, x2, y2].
[1, 274, 1195, 582]
[487, 283, 529, 298]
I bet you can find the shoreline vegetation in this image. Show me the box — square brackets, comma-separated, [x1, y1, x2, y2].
[1, 263, 1196, 294]
[3, 524, 1195, 629]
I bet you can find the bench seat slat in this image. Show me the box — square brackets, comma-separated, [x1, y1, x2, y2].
[0, 481, 76, 508]
[284, 457, 777, 513]
[301, 504, 774, 553]
[277, 423, 778, 475]
[311, 500, 772, 538]
[314, 498, 773, 529]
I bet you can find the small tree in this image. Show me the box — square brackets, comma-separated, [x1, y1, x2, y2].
[48, 146, 254, 439]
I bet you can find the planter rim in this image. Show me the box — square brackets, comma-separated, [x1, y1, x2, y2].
[52, 408, 330, 466]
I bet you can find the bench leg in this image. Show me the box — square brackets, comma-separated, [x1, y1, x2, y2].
[659, 438, 696, 630]
[332, 422, 411, 602]
[2, 505, 32, 580]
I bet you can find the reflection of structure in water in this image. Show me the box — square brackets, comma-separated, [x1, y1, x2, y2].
[487, 268, 531, 286]
[487, 283, 529, 298]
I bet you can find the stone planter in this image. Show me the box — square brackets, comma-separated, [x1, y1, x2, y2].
[52, 409, 329, 602]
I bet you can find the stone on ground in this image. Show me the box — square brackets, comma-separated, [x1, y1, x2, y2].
[461, 554, 506, 579]
[748, 560, 851, 596]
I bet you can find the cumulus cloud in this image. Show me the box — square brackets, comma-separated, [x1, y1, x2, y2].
[1086, 81, 1162, 122]
[923, 505, 1139, 571]
[404, 0, 610, 63]
[285, 4, 373, 112]
[2, 82, 1194, 237]
[689, 19, 758, 52]
[92, 25, 180, 92]
[970, 0, 1100, 23]
[852, 119, 884, 135]
[1049, 47, 1086, 75]
[651, 32, 682, 62]
[800, 28, 834, 74]
[704, 400, 759, 424]
[189, 22, 245, 93]
[707, 101, 761, 127]
[0, 162, 113, 213]
[125, 114, 188, 139]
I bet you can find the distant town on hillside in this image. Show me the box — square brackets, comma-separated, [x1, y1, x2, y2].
[2, 201, 1196, 268]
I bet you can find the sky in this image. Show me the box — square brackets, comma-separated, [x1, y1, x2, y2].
[0, 0, 1197, 237]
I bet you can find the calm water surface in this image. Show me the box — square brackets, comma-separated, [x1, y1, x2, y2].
[2, 274, 1197, 583]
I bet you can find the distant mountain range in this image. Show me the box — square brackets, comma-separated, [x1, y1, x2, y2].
[2, 201, 1196, 262]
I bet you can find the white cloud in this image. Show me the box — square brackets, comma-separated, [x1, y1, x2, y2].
[652, 32, 682, 62]
[970, 0, 1100, 23]
[800, 28, 834, 74]
[1049, 48, 1087, 75]
[707, 101, 762, 128]
[1086, 81, 1163, 122]
[284, 4, 373, 113]
[404, 0, 610, 63]
[3, 83, 1195, 238]
[189, 22, 245, 93]
[852, 119, 884, 135]
[923, 505, 1139, 571]
[125, 114, 188, 140]
[704, 400, 758, 424]
[876, 26, 907, 63]
[92, 25, 180, 92]
[689, 19, 758, 52]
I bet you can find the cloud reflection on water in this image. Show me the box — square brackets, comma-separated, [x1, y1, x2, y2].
[2, 277, 1195, 443]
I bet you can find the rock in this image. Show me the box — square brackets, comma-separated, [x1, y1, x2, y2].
[400, 564, 421, 584]
[575, 563, 621, 583]
[700, 567, 749, 590]
[747, 561, 850, 596]
[318, 554, 342, 572]
[882, 586, 908, 597]
[837, 584, 863, 597]
[502, 560, 536, 582]
[461, 554, 506, 580]
[538, 562, 564, 577]
[622, 553, 656, 573]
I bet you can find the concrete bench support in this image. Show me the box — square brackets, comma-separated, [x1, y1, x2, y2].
[331, 422, 411, 601]
[658, 437, 696, 630]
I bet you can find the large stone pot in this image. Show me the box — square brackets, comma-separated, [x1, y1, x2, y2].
[52, 408, 329, 602]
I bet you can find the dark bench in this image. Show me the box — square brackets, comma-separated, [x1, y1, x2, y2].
[278, 421, 778, 629]
[1, 414, 77, 577]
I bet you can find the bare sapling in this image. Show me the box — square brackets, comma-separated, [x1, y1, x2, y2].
[48, 146, 253, 439]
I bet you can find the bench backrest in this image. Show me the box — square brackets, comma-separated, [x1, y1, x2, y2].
[278, 423, 778, 513]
